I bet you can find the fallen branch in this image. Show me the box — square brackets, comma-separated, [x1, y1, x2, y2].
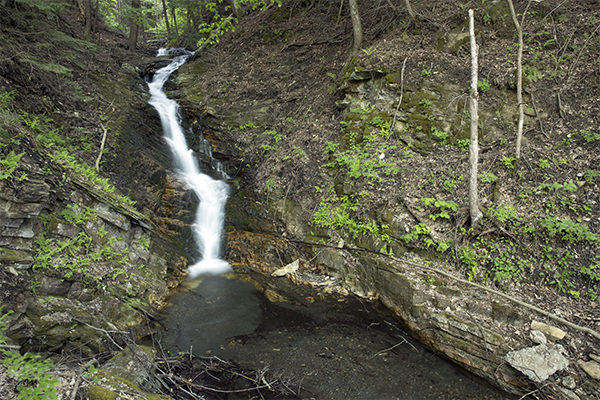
[530, 91, 549, 139]
[390, 57, 407, 139]
[95, 124, 108, 172]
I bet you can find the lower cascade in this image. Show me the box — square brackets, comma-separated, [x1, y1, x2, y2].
[147, 48, 230, 277]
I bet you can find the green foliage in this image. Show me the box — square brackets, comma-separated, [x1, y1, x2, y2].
[458, 245, 478, 281]
[581, 130, 600, 142]
[33, 204, 135, 286]
[421, 69, 431, 77]
[489, 202, 516, 223]
[259, 129, 281, 155]
[421, 197, 458, 221]
[264, 178, 275, 195]
[239, 121, 258, 130]
[196, 1, 282, 47]
[456, 139, 470, 151]
[419, 98, 432, 108]
[501, 155, 517, 169]
[1, 313, 58, 400]
[539, 217, 598, 245]
[0, 87, 16, 109]
[313, 200, 383, 240]
[401, 222, 430, 243]
[430, 127, 448, 145]
[477, 78, 491, 93]
[478, 172, 497, 183]
[583, 169, 599, 184]
[0, 151, 24, 180]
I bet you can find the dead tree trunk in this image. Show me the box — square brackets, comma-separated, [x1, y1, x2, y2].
[348, 0, 363, 55]
[507, 0, 524, 162]
[468, 9, 482, 227]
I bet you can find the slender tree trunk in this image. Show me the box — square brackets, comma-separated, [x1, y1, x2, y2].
[229, 0, 242, 19]
[172, 7, 178, 36]
[162, 0, 171, 36]
[348, 0, 363, 54]
[84, 0, 92, 36]
[128, 0, 141, 51]
[507, 0, 524, 162]
[468, 9, 482, 227]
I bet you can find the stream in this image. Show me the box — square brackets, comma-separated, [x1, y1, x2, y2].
[147, 50, 509, 399]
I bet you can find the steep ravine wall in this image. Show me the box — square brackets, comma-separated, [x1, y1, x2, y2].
[0, 60, 195, 355]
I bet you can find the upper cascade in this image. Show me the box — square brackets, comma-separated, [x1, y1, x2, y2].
[147, 48, 231, 277]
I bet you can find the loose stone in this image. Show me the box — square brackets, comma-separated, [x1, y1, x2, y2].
[581, 360, 600, 380]
[530, 320, 566, 341]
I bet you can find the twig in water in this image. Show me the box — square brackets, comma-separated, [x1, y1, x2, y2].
[370, 340, 407, 358]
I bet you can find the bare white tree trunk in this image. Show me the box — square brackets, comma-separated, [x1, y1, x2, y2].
[468, 9, 482, 227]
[348, 0, 363, 54]
[507, 0, 524, 162]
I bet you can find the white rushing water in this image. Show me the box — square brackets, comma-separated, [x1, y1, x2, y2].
[148, 49, 231, 277]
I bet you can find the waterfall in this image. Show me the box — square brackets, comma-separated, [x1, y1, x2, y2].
[148, 48, 231, 277]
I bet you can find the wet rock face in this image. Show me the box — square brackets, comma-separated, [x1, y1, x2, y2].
[315, 251, 534, 395]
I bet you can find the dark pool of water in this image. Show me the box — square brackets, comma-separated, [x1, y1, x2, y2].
[153, 273, 509, 399]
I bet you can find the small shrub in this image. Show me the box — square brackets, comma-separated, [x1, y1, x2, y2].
[477, 78, 491, 93]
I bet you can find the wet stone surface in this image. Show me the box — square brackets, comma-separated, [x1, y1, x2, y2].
[154, 274, 509, 399]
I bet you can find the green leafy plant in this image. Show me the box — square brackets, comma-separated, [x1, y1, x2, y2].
[421, 197, 458, 220]
[501, 155, 517, 169]
[478, 172, 497, 183]
[581, 130, 600, 142]
[430, 127, 448, 145]
[401, 222, 430, 243]
[419, 98, 432, 108]
[456, 139, 470, 151]
[583, 169, 599, 184]
[0, 151, 24, 180]
[477, 78, 491, 93]
[1, 312, 59, 400]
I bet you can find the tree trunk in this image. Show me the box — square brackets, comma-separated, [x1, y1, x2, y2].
[84, 0, 92, 36]
[348, 0, 363, 55]
[128, 0, 141, 51]
[229, 0, 242, 19]
[172, 7, 178, 36]
[468, 9, 482, 227]
[507, 0, 524, 162]
[162, 0, 171, 36]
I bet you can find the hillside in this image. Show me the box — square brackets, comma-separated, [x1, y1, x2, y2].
[173, 0, 600, 398]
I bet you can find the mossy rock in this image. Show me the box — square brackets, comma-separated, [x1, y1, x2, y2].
[84, 386, 119, 400]
[0, 246, 33, 265]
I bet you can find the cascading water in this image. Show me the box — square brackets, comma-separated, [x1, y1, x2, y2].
[148, 48, 231, 277]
